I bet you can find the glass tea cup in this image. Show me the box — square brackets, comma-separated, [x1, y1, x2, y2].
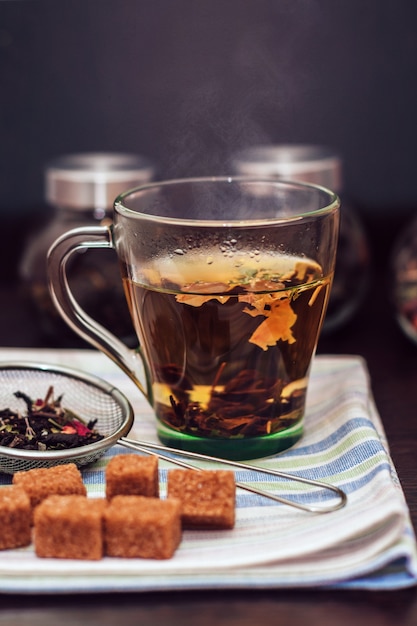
[47, 177, 340, 460]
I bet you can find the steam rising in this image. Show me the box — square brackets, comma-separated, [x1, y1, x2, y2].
[159, 4, 321, 181]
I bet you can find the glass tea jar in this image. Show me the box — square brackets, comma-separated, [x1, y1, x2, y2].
[231, 144, 371, 332]
[390, 217, 417, 345]
[20, 152, 155, 347]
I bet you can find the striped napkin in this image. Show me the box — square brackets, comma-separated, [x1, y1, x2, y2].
[0, 347, 416, 593]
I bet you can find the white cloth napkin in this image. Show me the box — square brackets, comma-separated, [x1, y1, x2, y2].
[0, 348, 415, 593]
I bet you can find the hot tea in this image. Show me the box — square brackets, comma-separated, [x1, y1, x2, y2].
[122, 250, 331, 454]
[48, 177, 339, 459]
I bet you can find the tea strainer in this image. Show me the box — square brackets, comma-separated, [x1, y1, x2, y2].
[0, 362, 133, 474]
[0, 361, 347, 514]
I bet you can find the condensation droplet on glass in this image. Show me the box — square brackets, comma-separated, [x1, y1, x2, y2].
[174, 248, 185, 255]
[206, 256, 213, 264]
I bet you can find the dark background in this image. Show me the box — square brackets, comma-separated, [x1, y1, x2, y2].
[1, 0, 417, 218]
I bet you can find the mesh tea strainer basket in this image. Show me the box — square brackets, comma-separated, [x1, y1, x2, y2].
[0, 362, 134, 474]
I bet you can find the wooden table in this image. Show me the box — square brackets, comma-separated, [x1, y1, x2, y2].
[1, 214, 417, 624]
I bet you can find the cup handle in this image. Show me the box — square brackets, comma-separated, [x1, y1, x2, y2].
[47, 225, 152, 402]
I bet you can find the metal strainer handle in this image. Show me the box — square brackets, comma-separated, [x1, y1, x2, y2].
[120, 437, 347, 514]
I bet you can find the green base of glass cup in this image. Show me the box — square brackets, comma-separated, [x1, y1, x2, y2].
[156, 419, 304, 461]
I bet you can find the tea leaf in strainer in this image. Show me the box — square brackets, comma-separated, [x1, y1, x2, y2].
[0, 362, 134, 474]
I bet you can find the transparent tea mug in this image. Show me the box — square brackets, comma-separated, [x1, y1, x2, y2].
[47, 177, 340, 460]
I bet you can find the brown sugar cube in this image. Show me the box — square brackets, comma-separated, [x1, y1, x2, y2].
[167, 469, 236, 529]
[104, 495, 181, 559]
[12, 463, 87, 519]
[0, 485, 31, 550]
[105, 454, 159, 500]
[33, 495, 107, 560]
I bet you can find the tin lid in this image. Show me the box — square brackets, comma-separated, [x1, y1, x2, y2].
[231, 144, 343, 193]
[45, 152, 155, 210]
